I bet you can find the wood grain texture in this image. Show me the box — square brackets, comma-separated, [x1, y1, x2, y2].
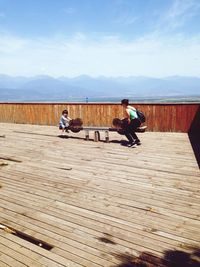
[0, 123, 199, 267]
[0, 103, 199, 132]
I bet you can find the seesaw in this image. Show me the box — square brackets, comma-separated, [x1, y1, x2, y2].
[68, 125, 147, 142]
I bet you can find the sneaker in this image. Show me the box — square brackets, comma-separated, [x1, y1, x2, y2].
[127, 141, 137, 148]
[136, 140, 141, 145]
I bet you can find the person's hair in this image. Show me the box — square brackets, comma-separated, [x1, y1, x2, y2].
[62, 109, 68, 115]
[112, 118, 122, 127]
[121, 99, 129, 106]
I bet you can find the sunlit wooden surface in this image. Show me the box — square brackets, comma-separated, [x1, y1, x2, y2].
[0, 123, 199, 267]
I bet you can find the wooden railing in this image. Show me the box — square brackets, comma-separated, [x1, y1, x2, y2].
[0, 102, 199, 132]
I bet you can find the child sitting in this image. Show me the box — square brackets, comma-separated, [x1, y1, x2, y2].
[59, 110, 71, 134]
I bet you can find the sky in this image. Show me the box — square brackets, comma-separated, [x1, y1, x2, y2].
[0, 0, 200, 77]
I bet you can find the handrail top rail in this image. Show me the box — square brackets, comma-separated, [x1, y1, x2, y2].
[0, 102, 200, 105]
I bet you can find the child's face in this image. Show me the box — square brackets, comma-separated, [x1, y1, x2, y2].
[63, 113, 68, 117]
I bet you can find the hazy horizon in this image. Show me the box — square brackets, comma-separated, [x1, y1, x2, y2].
[1, 73, 200, 79]
[0, 74, 200, 102]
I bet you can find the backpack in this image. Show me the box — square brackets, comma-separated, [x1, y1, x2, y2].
[136, 109, 146, 123]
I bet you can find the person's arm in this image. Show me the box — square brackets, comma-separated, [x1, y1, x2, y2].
[67, 116, 72, 121]
[128, 105, 136, 111]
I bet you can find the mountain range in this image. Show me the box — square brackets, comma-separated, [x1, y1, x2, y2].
[0, 74, 200, 101]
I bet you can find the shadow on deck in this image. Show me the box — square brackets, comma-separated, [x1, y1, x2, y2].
[188, 106, 200, 169]
[113, 246, 200, 267]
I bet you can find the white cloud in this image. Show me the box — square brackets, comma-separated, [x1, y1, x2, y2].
[0, 32, 200, 77]
[166, 0, 200, 19]
[162, 0, 200, 30]
[73, 32, 87, 41]
[0, 35, 28, 53]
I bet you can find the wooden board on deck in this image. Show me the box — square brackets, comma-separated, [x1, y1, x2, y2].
[0, 122, 199, 267]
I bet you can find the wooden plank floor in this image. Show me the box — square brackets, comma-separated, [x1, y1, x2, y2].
[0, 123, 199, 267]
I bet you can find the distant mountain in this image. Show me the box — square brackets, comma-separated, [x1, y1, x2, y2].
[0, 74, 30, 88]
[0, 74, 200, 101]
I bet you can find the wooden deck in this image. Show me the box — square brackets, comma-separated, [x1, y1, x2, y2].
[0, 123, 199, 267]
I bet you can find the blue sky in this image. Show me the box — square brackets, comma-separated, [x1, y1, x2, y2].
[0, 0, 200, 77]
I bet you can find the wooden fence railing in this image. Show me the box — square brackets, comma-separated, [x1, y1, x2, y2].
[0, 103, 199, 132]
